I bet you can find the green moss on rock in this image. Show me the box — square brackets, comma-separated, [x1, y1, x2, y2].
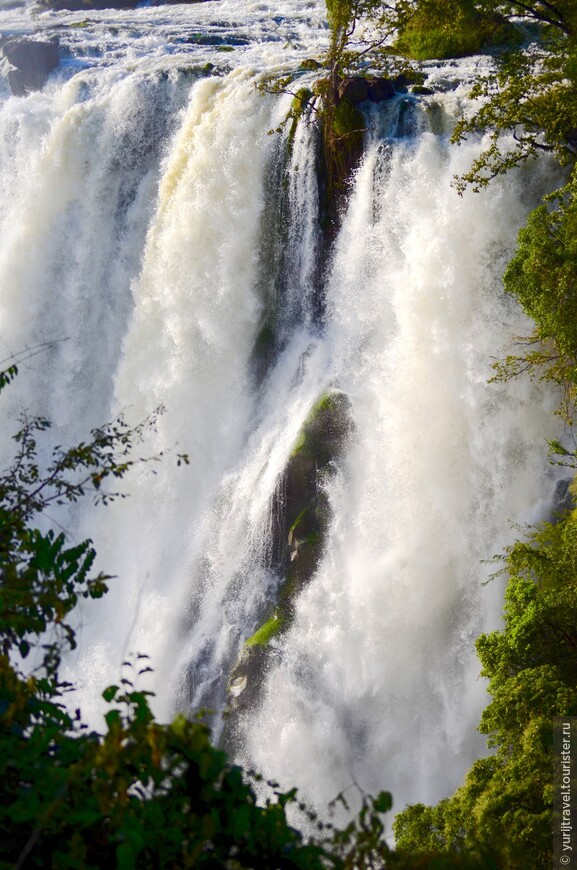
[394, 69, 426, 90]
[277, 390, 353, 616]
[286, 87, 315, 154]
[225, 391, 353, 723]
[300, 58, 322, 71]
[316, 86, 366, 236]
[332, 98, 364, 150]
[245, 613, 286, 648]
[291, 87, 313, 114]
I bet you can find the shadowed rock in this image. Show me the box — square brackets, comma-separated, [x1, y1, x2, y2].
[3, 38, 59, 96]
[337, 75, 398, 106]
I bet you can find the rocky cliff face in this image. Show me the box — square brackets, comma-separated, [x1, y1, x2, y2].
[225, 391, 353, 738]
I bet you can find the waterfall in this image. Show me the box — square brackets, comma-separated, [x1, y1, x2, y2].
[0, 0, 564, 821]
[239, 105, 563, 811]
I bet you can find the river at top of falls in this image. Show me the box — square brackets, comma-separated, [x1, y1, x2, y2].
[0, 0, 568, 823]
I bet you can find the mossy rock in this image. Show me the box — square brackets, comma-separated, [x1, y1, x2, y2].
[394, 69, 426, 91]
[286, 87, 315, 152]
[290, 391, 352, 464]
[277, 391, 353, 603]
[318, 95, 366, 232]
[291, 87, 313, 114]
[245, 613, 286, 648]
[225, 392, 353, 721]
[411, 85, 434, 96]
[225, 612, 287, 715]
[300, 58, 322, 71]
[332, 98, 364, 146]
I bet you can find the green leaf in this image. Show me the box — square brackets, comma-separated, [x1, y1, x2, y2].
[373, 791, 393, 814]
[102, 685, 119, 703]
[105, 709, 121, 728]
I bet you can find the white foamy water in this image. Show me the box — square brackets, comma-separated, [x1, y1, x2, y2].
[239, 109, 563, 811]
[0, 0, 565, 821]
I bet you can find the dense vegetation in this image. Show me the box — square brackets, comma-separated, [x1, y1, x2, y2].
[3, 0, 577, 866]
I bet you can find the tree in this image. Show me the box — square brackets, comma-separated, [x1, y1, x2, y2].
[450, 3, 577, 192]
[320, 0, 577, 171]
[488, 169, 577, 422]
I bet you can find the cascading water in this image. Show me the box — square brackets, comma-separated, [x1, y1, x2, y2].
[0, 0, 566, 823]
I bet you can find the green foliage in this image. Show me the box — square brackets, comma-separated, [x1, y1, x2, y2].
[332, 98, 365, 142]
[0, 402, 170, 683]
[504, 178, 577, 356]
[450, 2, 577, 191]
[1, 657, 335, 868]
[393, 0, 518, 61]
[439, 5, 577, 422]
[325, 0, 355, 32]
[286, 87, 316, 151]
[325, 787, 393, 869]
[320, 1, 576, 187]
[489, 171, 577, 421]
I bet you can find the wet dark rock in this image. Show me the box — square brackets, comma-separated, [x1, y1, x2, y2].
[338, 75, 369, 104]
[227, 642, 273, 715]
[367, 76, 396, 102]
[552, 478, 575, 519]
[396, 98, 418, 137]
[3, 37, 59, 96]
[38, 0, 213, 9]
[185, 33, 249, 46]
[224, 391, 353, 724]
[337, 75, 398, 105]
[394, 69, 426, 92]
[278, 391, 353, 605]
